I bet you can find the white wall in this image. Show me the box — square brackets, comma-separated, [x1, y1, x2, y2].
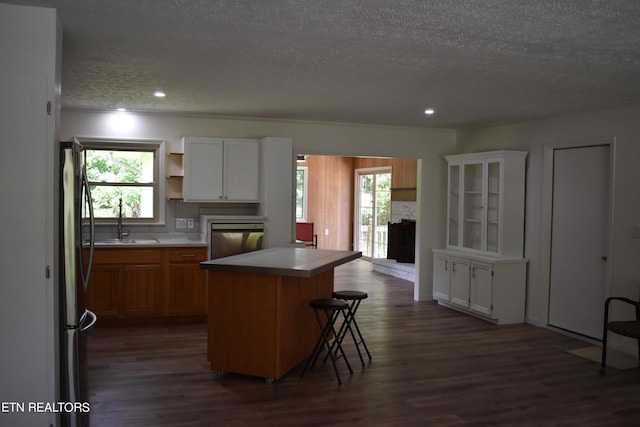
[60, 110, 457, 300]
[458, 105, 640, 343]
[258, 136, 294, 248]
[0, 4, 60, 427]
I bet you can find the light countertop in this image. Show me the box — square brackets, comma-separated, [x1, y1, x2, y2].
[90, 237, 207, 248]
[200, 247, 361, 278]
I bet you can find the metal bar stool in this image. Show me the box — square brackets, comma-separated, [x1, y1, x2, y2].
[331, 290, 372, 366]
[300, 298, 353, 385]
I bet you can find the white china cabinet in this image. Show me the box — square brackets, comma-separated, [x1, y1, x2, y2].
[434, 151, 528, 324]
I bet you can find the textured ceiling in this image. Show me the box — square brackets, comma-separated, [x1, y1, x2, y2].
[5, 0, 640, 128]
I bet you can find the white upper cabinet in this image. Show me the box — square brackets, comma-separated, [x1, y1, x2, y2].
[182, 137, 260, 202]
[446, 150, 527, 258]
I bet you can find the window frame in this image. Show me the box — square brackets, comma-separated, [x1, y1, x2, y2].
[296, 166, 308, 222]
[78, 137, 165, 225]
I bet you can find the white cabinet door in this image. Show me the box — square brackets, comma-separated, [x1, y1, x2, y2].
[433, 254, 450, 300]
[470, 262, 493, 316]
[447, 164, 461, 247]
[184, 138, 224, 201]
[224, 140, 260, 201]
[183, 137, 259, 202]
[449, 258, 470, 308]
[485, 161, 501, 254]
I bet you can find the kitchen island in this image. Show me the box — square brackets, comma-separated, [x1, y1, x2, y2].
[200, 247, 361, 382]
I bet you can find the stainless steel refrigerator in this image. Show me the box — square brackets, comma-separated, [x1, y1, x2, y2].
[60, 139, 96, 427]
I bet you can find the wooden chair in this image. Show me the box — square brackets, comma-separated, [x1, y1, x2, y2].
[600, 296, 640, 374]
[296, 222, 317, 249]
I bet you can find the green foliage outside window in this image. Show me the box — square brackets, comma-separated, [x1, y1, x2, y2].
[375, 173, 391, 225]
[296, 168, 307, 220]
[85, 149, 155, 219]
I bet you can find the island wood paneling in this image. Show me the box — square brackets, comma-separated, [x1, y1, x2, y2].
[206, 269, 334, 380]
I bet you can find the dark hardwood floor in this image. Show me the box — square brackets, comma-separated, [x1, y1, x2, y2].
[86, 259, 640, 426]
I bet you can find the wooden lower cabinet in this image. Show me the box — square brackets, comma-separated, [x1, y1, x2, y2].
[85, 246, 207, 325]
[167, 247, 207, 315]
[84, 264, 122, 320]
[123, 264, 163, 316]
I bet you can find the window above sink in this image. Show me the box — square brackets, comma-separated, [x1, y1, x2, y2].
[78, 137, 164, 225]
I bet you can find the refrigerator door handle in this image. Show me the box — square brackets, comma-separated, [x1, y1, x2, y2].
[80, 165, 95, 291]
[79, 309, 97, 332]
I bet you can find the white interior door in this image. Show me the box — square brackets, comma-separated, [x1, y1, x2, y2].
[548, 145, 610, 339]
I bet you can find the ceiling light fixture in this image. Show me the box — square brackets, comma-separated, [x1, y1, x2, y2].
[154, 91, 166, 98]
[116, 107, 127, 112]
[424, 108, 435, 115]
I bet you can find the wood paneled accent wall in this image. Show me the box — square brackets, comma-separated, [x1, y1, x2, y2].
[353, 157, 418, 201]
[299, 156, 417, 250]
[352, 157, 417, 189]
[303, 155, 354, 250]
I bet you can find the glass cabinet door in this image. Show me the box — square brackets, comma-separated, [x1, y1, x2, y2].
[448, 164, 460, 247]
[485, 161, 501, 254]
[462, 163, 483, 251]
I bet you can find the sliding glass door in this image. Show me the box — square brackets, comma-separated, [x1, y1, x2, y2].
[355, 168, 391, 259]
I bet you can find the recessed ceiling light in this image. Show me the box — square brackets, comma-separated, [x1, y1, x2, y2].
[424, 108, 435, 115]
[116, 108, 127, 112]
[154, 91, 166, 98]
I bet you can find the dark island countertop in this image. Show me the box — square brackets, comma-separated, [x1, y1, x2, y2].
[200, 247, 361, 278]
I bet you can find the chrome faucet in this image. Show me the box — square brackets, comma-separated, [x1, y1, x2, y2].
[117, 197, 129, 239]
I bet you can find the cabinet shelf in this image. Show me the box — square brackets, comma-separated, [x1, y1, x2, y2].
[166, 150, 185, 201]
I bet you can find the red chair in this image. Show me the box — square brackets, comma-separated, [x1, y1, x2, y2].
[296, 222, 317, 249]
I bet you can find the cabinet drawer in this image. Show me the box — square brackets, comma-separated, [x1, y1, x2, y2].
[89, 248, 163, 264]
[169, 247, 207, 263]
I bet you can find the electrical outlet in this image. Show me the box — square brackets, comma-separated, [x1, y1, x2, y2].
[176, 218, 186, 229]
[187, 218, 194, 229]
[325, 228, 329, 236]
